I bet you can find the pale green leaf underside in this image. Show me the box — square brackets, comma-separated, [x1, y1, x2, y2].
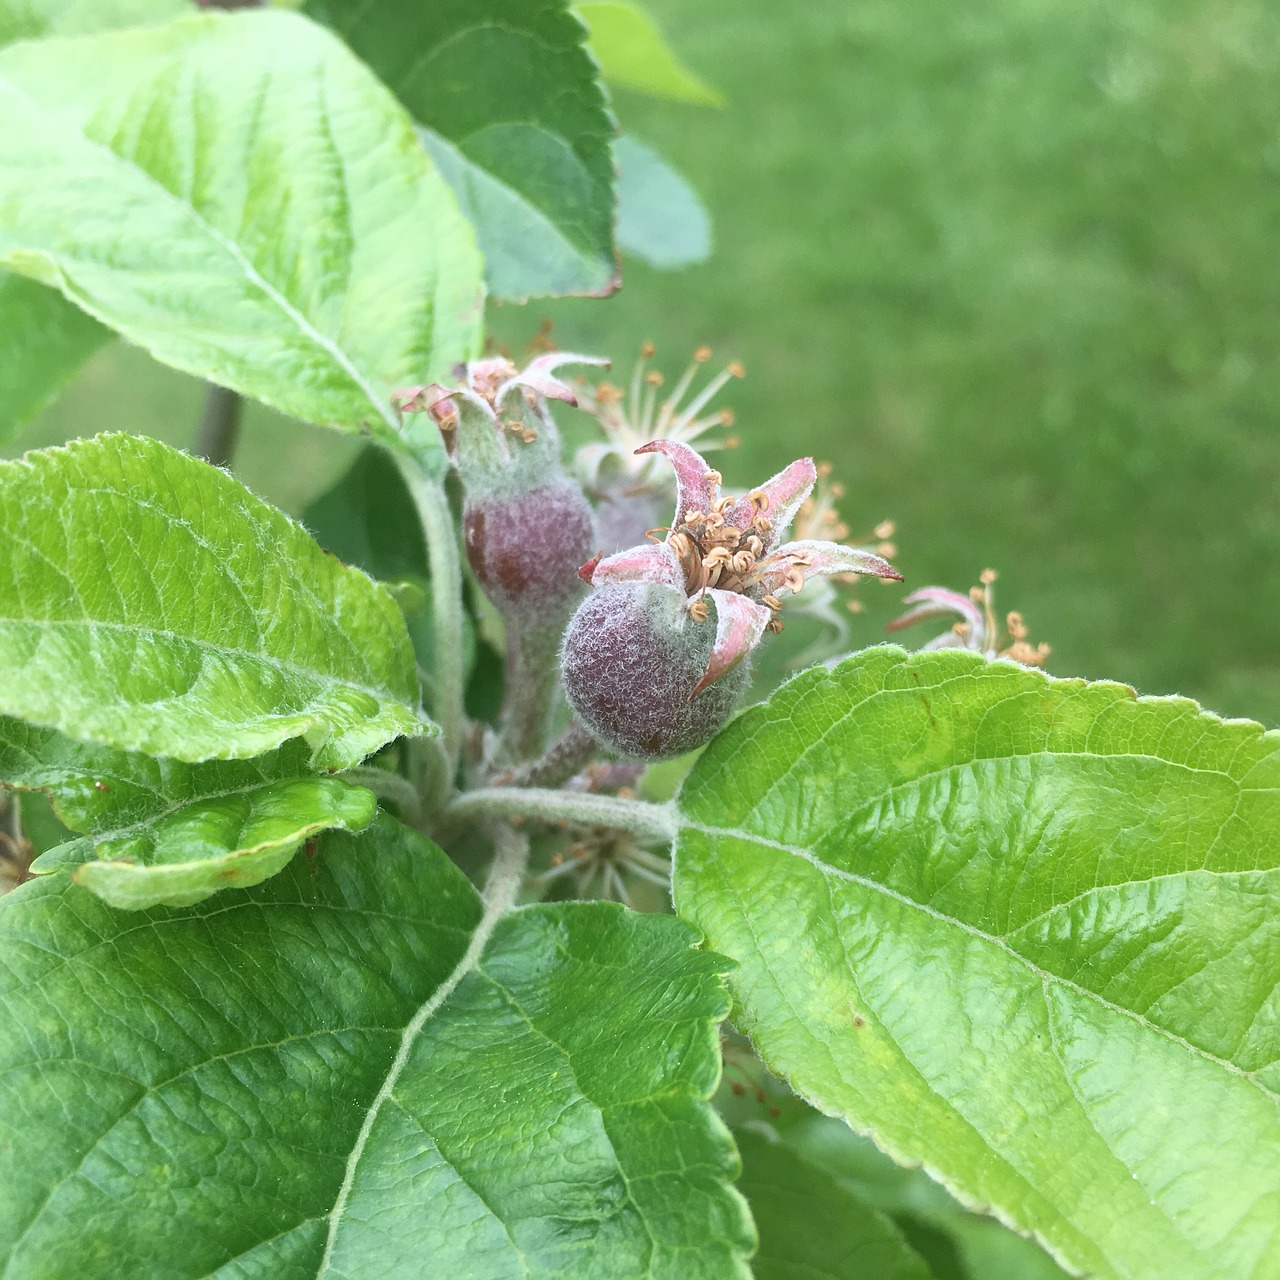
[0, 435, 426, 768]
[0, 817, 751, 1278]
[616, 134, 712, 270]
[786, 1115, 1072, 1280]
[734, 1128, 929, 1280]
[1, 719, 375, 907]
[306, 0, 617, 302]
[420, 125, 614, 302]
[0, 10, 482, 440]
[0, 0, 186, 45]
[0, 272, 109, 444]
[675, 646, 1280, 1280]
[575, 1, 724, 106]
[76, 776, 374, 909]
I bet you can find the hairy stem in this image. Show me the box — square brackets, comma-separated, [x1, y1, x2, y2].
[195, 385, 243, 469]
[443, 787, 676, 846]
[338, 767, 422, 823]
[492, 719, 599, 789]
[396, 456, 465, 791]
[501, 623, 565, 762]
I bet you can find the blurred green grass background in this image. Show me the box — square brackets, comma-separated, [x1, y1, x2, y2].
[12, 0, 1280, 724]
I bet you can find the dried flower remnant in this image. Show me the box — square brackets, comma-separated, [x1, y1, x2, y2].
[562, 439, 902, 757]
[887, 568, 1051, 666]
[575, 343, 743, 552]
[532, 824, 672, 906]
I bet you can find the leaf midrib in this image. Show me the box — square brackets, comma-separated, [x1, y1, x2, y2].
[681, 817, 1279, 1102]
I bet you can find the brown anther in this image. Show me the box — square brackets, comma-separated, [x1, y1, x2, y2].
[694, 345, 712, 362]
[756, 517, 774, 534]
[724, 434, 741, 449]
[745, 534, 764, 555]
[784, 567, 806, 595]
[877, 541, 897, 558]
[833, 523, 851, 540]
[683, 511, 707, 527]
[703, 547, 733, 569]
[640, 341, 656, 357]
[1006, 611, 1028, 640]
[766, 618, 784, 634]
[817, 461, 833, 478]
[689, 598, 709, 623]
[747, 490, 770, 512]
[520, 428, 539, 443]
[731, 550, 756, 574]
[846, 599, 865, 614]
[980, 567, 998, 585]
[874, 520, 896, 539]
[646, 371, 664, 386]
[969, 586, 986, 603]
[727, 360, 745, 378]
[523, 389, 539, 407]
[703, 511, 725, 532]
[704, 470, 723, 486]
[762, 594, 783, 611]
[719, 409, 737, 428]
[595, 381, 623, 404]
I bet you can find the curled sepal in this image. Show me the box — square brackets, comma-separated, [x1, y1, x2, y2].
[584, 541, 685, 591]
[635, 439, 721, 527]
[887, 586, 986, 647]
[725, 457, 817, 552]
[756, 539, 903, 598]
[496, 352, 610, 408]
[693, 589, 773, 697]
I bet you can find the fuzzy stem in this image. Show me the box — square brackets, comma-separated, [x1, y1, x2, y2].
[482, 821, 531, 911]
[338, 767, 422, 822]
[492, 719, 598, 789]
[443, 787, 676, 846]
[195, 385, 243, 469]
[501, 623, 564, 761]
[395, 456, 466, 788]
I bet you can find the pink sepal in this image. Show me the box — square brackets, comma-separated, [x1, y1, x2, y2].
[499, 353, 611, 407]
[587, 541, 685, 591]
[691, 589, 772, 698]
[725, 457, 816, 550]
[887, 587, 983, 645]
[635, 439, 720, 527]
[755, 539, 902, 596]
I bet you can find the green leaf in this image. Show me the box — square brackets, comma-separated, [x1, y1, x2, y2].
[303, 447, 477, 697]
[616, 134, 712, 270]
[79, 776, 374, 909]
[0, 434, 426, 769]
[734, 1127, 930, 1280]
[0, 0, 186, 44]
[0, 716, 376, 908]
[0, 272, 109, 443]
[306, 0, 617, 302]
[674, 646, 1280, 1280]
[0, 10, 482, 442]
[787, 1116, 1073, 1280]
[0, 816, 753, 1277]
[575, 1, 724, 107]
